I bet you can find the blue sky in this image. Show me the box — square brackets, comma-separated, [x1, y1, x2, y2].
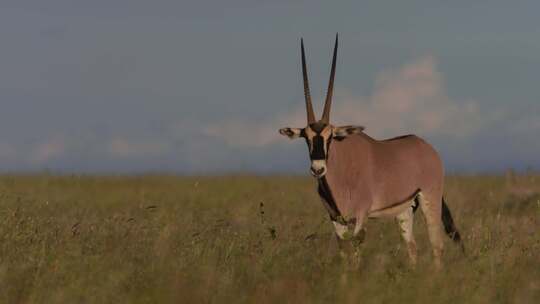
[0, 0, 539, 173]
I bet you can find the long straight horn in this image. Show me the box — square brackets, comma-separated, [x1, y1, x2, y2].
[301, 38, 316, 124]
[321, 33, 338, 124]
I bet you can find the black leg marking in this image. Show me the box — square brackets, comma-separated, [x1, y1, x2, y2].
[412, 196, 420, 213]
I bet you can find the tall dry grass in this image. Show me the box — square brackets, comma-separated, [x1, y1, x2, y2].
[0, 174, 538, 303]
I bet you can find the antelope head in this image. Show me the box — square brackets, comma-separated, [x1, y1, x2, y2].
[279, 34, 364, 178]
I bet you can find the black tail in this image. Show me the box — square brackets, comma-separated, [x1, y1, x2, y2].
[441, 198, 465, 253]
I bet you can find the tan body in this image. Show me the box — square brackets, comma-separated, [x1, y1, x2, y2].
[324, 131, 446, 267]
[279, 35, 463, 269]
[326, 132, 443, 222]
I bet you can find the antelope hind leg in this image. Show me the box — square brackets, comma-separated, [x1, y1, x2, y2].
[396, 206, 417, 267]
[418, 192, 444, 270]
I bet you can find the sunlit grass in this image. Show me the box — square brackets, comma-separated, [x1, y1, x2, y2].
[0, 174, 538, 303]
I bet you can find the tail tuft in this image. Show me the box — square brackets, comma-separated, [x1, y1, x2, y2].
[442, 198, 465, 254]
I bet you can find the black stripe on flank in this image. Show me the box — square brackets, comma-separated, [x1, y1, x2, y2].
[317, 177, 345, 224]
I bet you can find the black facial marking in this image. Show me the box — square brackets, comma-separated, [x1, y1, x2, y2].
[310, 122, 326, 132]
[284, 128, 294, 136]
[311, 135, 325, 160]
[305, 123, 333, 160]
[334, 135, 347, 141]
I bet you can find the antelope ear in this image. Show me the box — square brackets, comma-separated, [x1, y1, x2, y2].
[279, 127, 304, 139]
[333, 125, 364, 140]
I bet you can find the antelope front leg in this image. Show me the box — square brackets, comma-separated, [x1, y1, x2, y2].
[333, 219, 366, 270]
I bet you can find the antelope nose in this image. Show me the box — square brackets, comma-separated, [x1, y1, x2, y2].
[310, 167, 325, 177]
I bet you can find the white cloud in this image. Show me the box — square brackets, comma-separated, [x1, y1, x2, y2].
[1, 56, 534, 173]
[30, 137, 65, 164]
[508, 111, 540, 134]
[204, 56, 495, 147]
[108, 138, 171, 158]
[203, 121, 284, 148]
[0, 143, 17, 160]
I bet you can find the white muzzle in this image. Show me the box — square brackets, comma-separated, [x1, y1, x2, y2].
[310, 160, 327, 178]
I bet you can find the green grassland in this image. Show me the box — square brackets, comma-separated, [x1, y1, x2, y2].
[0, 174, 538, 303]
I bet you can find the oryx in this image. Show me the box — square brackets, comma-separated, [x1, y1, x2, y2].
[279, 34, 464, 268]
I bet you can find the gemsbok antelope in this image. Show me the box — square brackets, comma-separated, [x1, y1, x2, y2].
[279, 34, 464, 268]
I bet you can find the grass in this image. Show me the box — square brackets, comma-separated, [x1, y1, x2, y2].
[0, 174, 538, 303]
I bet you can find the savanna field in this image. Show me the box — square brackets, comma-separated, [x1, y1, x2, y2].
[0, 174, 538, 303]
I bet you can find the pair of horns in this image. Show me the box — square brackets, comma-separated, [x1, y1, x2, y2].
[301, 34, 338, 124]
